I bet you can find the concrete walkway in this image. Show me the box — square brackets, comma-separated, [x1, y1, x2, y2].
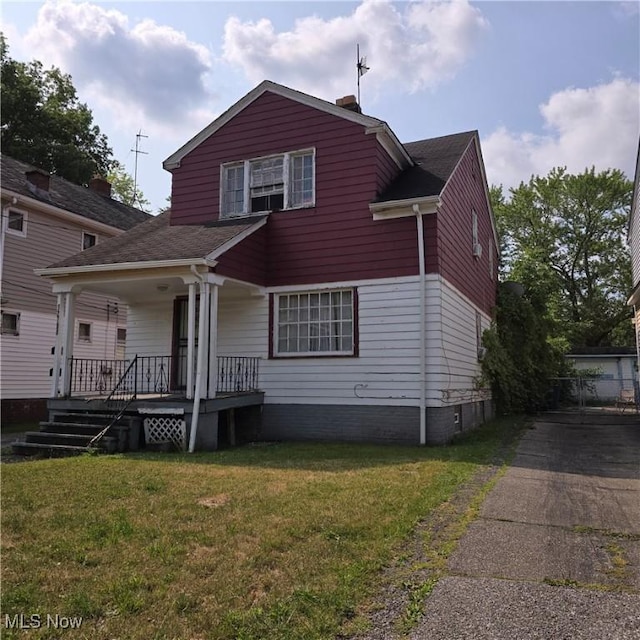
[411, 412, 640, 640]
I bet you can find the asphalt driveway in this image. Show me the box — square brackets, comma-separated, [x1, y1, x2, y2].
[411, 411, 640, 640]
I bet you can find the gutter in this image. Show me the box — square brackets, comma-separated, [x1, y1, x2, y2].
[413, 203, 427, 445]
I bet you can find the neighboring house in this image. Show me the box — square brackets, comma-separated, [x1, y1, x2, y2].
[628, 139, 640, 377]
[567, 347, 637, 401]
[38, 81, 498, 449]
[0, 154, 150, 422]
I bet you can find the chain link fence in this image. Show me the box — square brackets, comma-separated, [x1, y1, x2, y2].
[547, 377, 640, 413]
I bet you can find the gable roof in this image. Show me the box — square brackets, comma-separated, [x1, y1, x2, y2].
[43, 211, 267, 272]
[163, 80, 412, 171]
[375, 131, 476, 202]
[1, 154, 150, 231]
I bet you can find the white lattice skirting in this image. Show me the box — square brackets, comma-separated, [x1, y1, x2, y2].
[143, 415, 186, 451]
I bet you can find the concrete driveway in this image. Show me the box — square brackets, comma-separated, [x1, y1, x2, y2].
[411, 412, 640, 640]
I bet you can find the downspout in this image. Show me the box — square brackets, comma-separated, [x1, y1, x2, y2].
[413, 204, 427, 445]
[188, 265, 208, 453]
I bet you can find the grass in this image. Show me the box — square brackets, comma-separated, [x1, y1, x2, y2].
[1, 417, 524, 640]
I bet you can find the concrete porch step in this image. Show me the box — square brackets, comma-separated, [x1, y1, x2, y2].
[11, 441, 91, 457]
[24, 431, 118, 452]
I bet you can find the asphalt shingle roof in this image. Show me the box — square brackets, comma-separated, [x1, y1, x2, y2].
[376, 131, 476, 202]
[47, 212, 266, 269]
[1, 154, 150, 231]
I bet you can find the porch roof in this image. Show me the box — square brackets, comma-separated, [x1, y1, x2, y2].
[42, 212, 267, 272]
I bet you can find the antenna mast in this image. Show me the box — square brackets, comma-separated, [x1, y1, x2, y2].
[356, 43, 370, 106]
[131, 130, 148, 207]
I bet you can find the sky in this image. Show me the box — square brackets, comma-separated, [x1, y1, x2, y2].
[2, 0, 639, 213]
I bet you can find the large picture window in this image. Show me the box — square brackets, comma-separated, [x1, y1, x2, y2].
[275, 289, 355, 356]
[221, 149, 315, 218]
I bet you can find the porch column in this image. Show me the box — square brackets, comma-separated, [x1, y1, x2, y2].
[207, 283, 219, 399]
[196, 281, 211, 397]
[51, 293, 64, 397]
[186, 282, 196, 399]
[60, 291, 76, 397]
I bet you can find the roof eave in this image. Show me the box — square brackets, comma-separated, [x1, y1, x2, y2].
[370, 195, 440, 221]
[163, 80, 386, 171]
[35, 257, 214, 278]
[1, 187, 129, 236]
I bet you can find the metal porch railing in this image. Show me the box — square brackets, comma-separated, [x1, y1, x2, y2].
[67, 355, 260, 398]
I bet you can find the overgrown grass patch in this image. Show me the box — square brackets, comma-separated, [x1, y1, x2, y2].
[1, 416, 524, 639]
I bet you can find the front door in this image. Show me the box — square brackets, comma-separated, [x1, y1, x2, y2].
[172, 297, 198, 390]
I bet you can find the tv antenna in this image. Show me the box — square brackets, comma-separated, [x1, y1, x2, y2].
[131, 130, 148, 207]
[356, 43, 370, 106]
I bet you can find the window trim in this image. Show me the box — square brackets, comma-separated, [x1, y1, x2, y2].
[4, 208, 27, 238]
[271, 287, 358, 359]
[82, 231, 97, 250]
[1, 311, 20, 336]
[77, 321, 92, 343]
[116, 327, 127, 344]
[220, 148, 316, 219]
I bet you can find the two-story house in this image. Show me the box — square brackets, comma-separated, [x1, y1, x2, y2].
[35, 81, 498, 452]
[1, 154, 150, 423]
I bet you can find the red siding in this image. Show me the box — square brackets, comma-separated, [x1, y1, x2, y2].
[435, 140, 497, 314]
[215, 225, 268, 285]
[170, 91, 418, 286]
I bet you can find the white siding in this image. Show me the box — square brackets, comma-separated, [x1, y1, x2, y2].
[632, 179, 640, 287]
[126, 301, 174, 358]
[121, 275, 492, 408]
[426, 277, 491, 407]
[0, 309, 123, 399]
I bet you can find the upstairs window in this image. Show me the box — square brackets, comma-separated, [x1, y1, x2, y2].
[82, 232, 97, 250]
[5, 209, 27, 237]
[1, 311, 20, 335]
[221, 149, 315, 218]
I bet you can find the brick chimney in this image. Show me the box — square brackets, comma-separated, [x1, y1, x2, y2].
[89, 176, 112, 198]
[336, 95, 362, 114]
[25, 169, 50, 192]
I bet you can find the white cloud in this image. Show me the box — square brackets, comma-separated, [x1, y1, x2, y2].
[222, 0, 488, 101]
[23, 0, 214, 136]
[483, 78, 640, 188]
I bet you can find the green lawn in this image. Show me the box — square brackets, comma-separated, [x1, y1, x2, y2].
[1, 417, 524, 640]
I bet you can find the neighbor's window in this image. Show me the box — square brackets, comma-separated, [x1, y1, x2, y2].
[78, 321, 92, 342]
[82, 232, 97, 250]
[5, 209, 26, 237]
[275, 289, 354, 356]
[1, 311, 20, 335]
[222, 149, 315, 218]
[117, 327, 127, 344]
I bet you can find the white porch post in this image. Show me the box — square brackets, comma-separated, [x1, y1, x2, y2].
[188, 280, 210, 453]
[60, 291, 76, 397]
[51, 292, 65, 397]
[186, 282, 196, 399]
[207, 283, 219, 399]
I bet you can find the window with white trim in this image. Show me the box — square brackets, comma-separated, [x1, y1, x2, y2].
[5, 209, 27, 237]
[275, 289, 354, 356]
[221, 149, 315, 218]
[472, 210, 479, 248]
[1, 311, 20, 335]
[117, 327, 127, 344]
[78, 321, 92, 342]
[82, 232, 97, 250]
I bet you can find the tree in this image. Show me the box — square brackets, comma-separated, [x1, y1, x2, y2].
[107, 164, 151, 212]
[492, 167, 634, 348]
[1, 34, 115, 185]
[480, 283, 569, 414]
